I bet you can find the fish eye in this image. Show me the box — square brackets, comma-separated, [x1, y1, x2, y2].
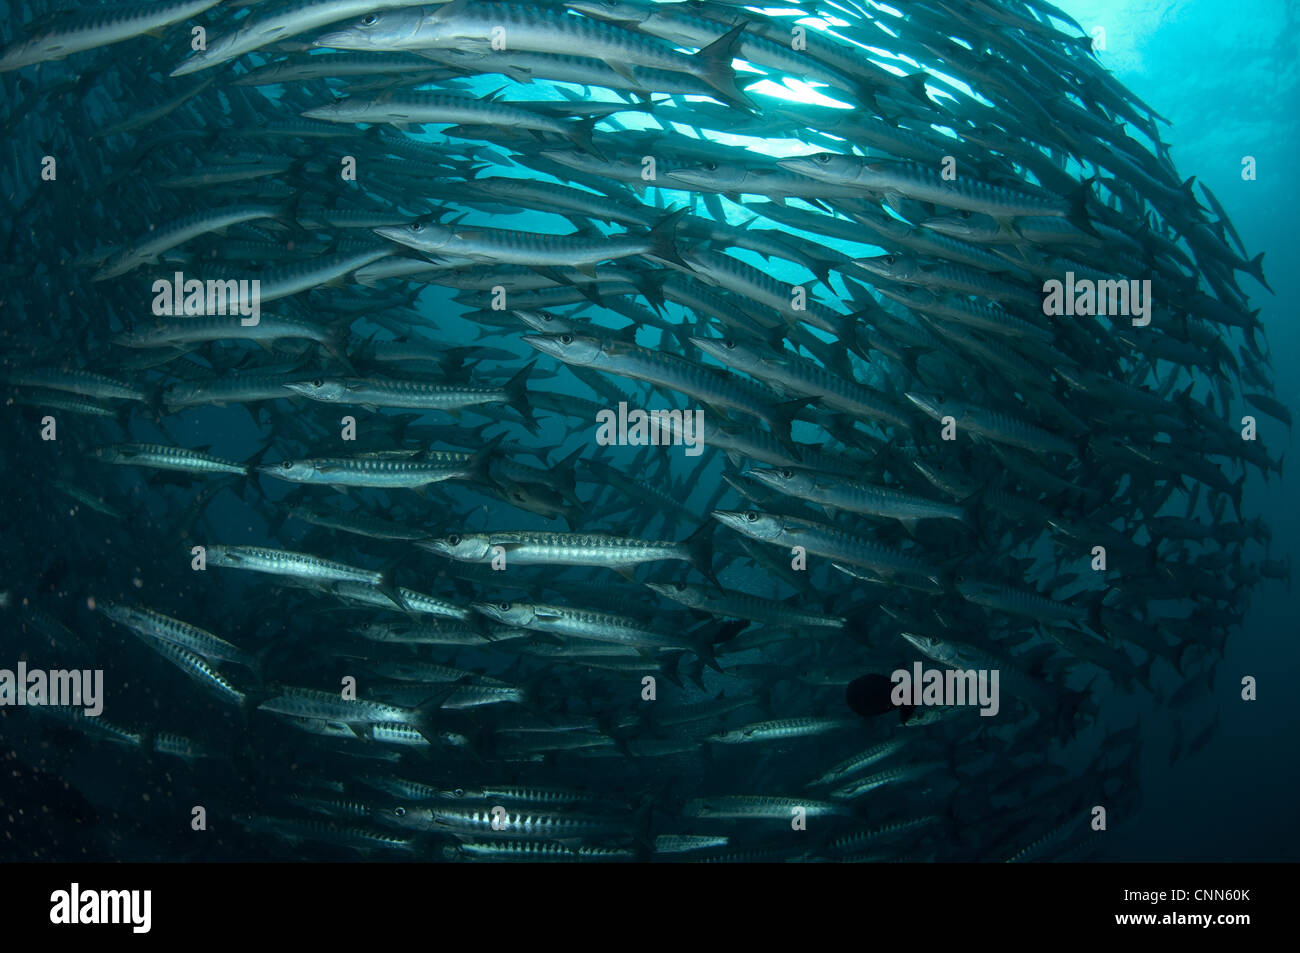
[394, 806, 406, 817]
[559, 334, 574, 345]
[814, 153, 831, 164]
[454, 788, 465, 798]
[703, 162, 717, 172]
[958, 210, 972, 219]
[745, 510, 759, 522]
[447, 534, 461, 545]
[722, 339, 735, 349]
[409, 222, 423, 232]
[499, 602, 510, 611]
[955, 575, 965, 584]
[281, 460, 293, 469]
[363, 14, 377, 25]
[780, 468, 793, 479]
[883, 255, 896, 265]
[674, 582, 686, 592]
[312, 378, 323, 387]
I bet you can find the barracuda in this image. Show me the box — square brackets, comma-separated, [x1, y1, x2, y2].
[712, 509, 943, 589]
[682, 795, 851, 819]
[779, 154, 1084, 221]
[162, 370, 304, 412]
[232, 51, 444, 85]
[257, 685, 423, 726]
[95, 205, 286, 280]
[284, 363, 535, 432]
[170, 0, 445, 76]
[13, 392, 119, 418]
[351, 620, 498, 646]
[304, 91, 600, 150]
[386, 803, 632, 840]
[99, 603, 258, 670]
[806, 738, 914, 788]
[954, 578, 1097, 628]
[877, 286, 1055, 343]
[707, 716, 856, 744]
[7, 368, 146, 402]
[129, 634, 248, 708]
[423, 526, 713, 576]
[314, 0, 754, 108]
[206, 544, 400, 597]
[829, 762, 948, 800]
[905, 394, 1078, 457]
[0, 0, 221, 72]
[522, 332, 796, 436]
[261, 452, 479, 489]
[691, 336, 914, 432]
[288, 507, 435, 542]
[747, 467, 969, 528]
[93, 443, 250, 476]
[902, 631, 1081, 723]
[645, 581, 844, 629]
[303, 583, 467, 620]
[471, 600, 693, 650]
[373, 209, 684, 269]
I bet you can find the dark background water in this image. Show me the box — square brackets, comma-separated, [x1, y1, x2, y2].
[1058, 0, 1299, 861]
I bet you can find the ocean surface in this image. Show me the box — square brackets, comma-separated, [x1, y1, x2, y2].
[0, 0, 1295, 862]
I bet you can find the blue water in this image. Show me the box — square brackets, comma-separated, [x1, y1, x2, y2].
[1060, 0, 1300, 860]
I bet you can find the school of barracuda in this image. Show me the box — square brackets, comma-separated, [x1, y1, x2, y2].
[0, 0, 1288, 862]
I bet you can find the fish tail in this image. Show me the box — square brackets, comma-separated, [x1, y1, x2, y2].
[683, 520, 719, 587]
[504, 360, 539, 435]
[693, 23, 756, 111]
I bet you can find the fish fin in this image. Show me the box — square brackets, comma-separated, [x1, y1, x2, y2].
[603, 58, 645, 90]
[410, 680, 469, 745]
[693, 23, 756, 111]
[504, 360, 539, 436]
[565, 115, 602, 157]
[643, 206, 690, 269]
[1064, 176, 1101, 238]
[683, 521, 719, 587]
[376, 567, 407, 612]
[1245, 252, 1272, 293]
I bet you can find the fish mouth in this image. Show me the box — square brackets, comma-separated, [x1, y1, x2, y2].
[372, 226, 415, 246]
[663, 170, 711, 188]
[313, 32, 351, 49]
[776, 158, 816, 176]
[745, 469, 784, 489]
[709, 510, 752, 533]
[687, 337, 730, 360]
[899, 632, 931, 652]
[282, 382, 317, 397]
[851, 257, 897, 277]
[903, 392, 943, 418]
[468, 602, 510, 623]
[520, 335, 567, 359]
